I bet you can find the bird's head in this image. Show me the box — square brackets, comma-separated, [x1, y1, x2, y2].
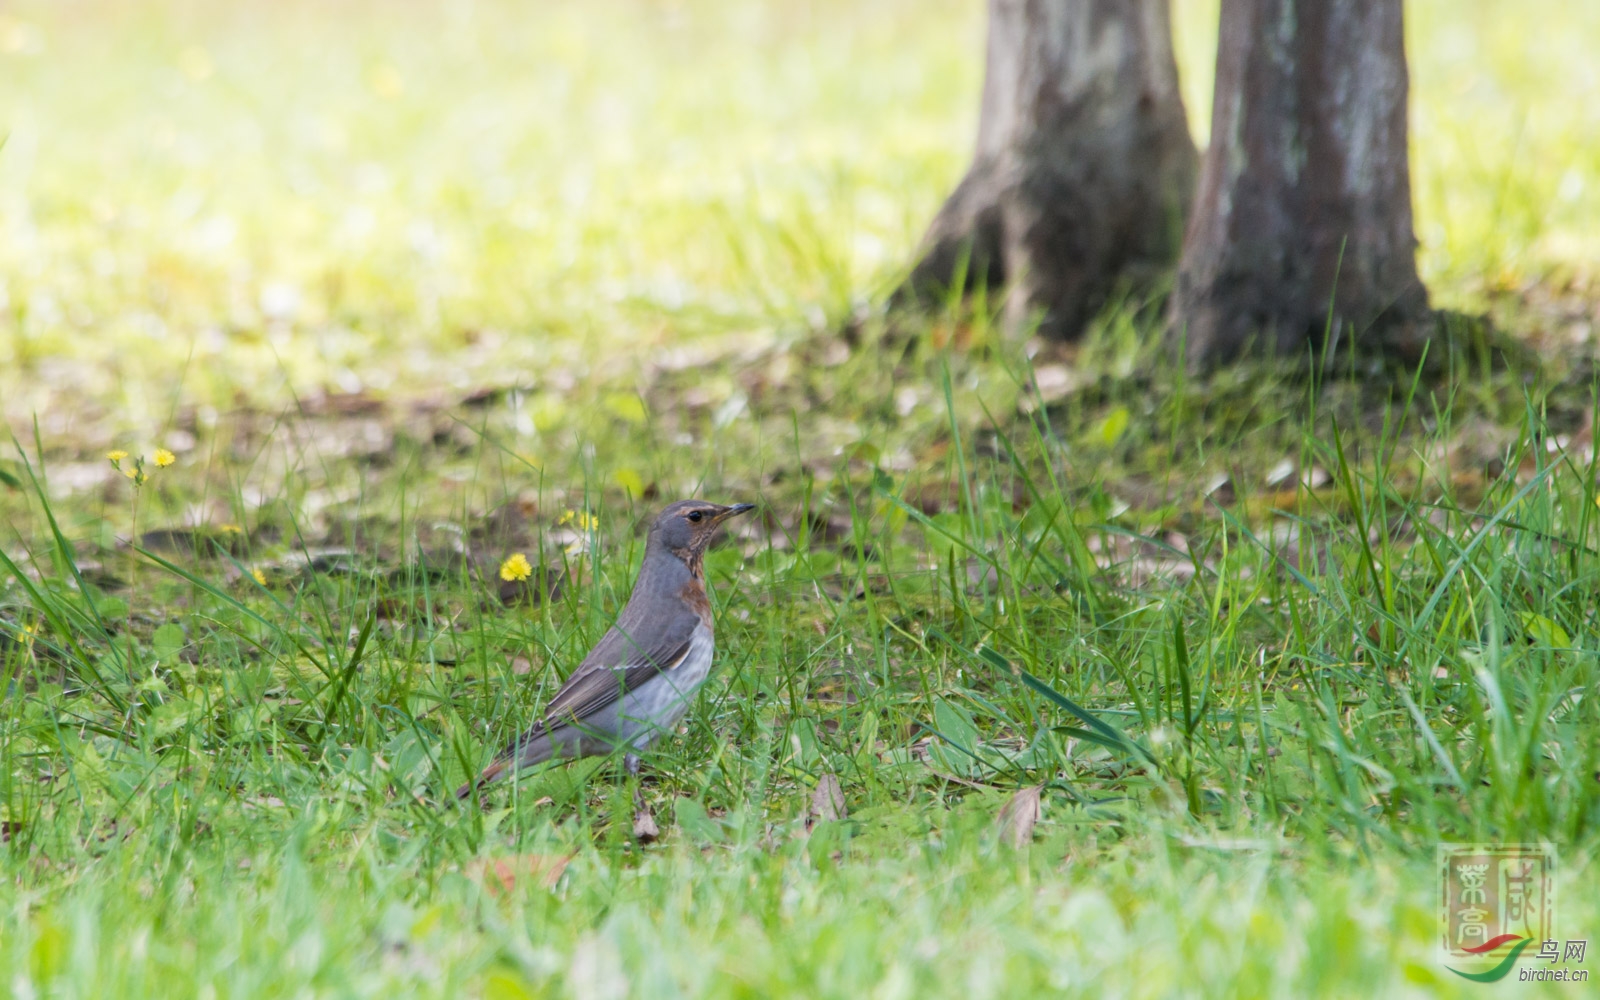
[648, 499, 755, 566]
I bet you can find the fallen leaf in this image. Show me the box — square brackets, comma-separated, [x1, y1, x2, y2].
[1097, 406, 1130, 446]
[996, 785, 1042, 849]
[375, 597, 418, 621]
[807, 773, 846, 831]
[603, 392, 648, 424]
[1031, 364, 1079, 403]
[614, 467, 645, 498]
[466, 853, 573, 895]
[633, 804, 659, 843]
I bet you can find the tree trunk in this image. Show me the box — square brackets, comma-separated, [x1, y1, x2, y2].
[899, 0, 1196, 341]
[1172, 0, 1430, 365]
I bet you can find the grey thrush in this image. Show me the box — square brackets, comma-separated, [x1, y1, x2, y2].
[456, 499, 754, 800]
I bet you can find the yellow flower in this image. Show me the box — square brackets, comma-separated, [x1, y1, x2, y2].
[499, 552, 533, 582]
[153, 448, 176, 468]
[220, 523, 243, 534]
[251, 567, 267, 586]
[121, 457, 147, 487]
[558, 509, 598, 531]
[106, 450, 128, 463]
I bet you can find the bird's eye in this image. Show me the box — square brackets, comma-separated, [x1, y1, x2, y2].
[687, 510, 703, 522]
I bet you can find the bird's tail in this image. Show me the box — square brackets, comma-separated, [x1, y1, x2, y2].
[452, 759, 506, 801]
[452, 725, 555, 802]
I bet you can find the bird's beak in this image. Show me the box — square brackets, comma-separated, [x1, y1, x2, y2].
[721, 503, 756, 520]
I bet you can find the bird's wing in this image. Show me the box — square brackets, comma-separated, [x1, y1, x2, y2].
[541, 611, 701, 725]
[494, 606, 702, 755]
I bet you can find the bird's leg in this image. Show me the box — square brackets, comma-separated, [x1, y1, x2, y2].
[625, 753, 658, 842]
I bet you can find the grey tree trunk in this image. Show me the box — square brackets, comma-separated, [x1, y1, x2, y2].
[898, 0, 1196, 341]
[1171, 0, 1431, 365]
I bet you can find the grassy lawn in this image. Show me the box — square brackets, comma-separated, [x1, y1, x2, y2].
[3, 1, 1600, 996]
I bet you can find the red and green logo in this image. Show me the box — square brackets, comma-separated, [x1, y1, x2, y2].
[1447, 933, 1533, 982]
[1438, 845, 1554, 980]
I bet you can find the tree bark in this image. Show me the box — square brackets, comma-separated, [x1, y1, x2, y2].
[1172, 0, 1430, 365]
[899, 0, 1196, 341]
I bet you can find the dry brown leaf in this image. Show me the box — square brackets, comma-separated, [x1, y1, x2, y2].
[996, 785, 1042, 849]
[632, 804, 660, 843]
[807, 773, 846, 832]
[633, 787, 660, 843]
[466, 853, 573, 895]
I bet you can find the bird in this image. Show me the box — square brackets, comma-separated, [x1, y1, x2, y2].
[455, 499, 755, 801]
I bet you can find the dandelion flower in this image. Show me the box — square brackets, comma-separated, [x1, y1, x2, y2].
[153, 448, 176, 468]
[499, 552, 533, 582]
[251, 567, 267, 586]
[558, 509, 598, 531]
[107, 450, 129, 463]
[122, 459, 147, 487]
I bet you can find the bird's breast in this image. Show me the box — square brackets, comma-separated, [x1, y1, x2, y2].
[679, 577, 713, 628]
[618, 623, 716, 737]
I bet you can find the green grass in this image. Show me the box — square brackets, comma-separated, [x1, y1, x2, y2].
[5, 342, 1600, 995]
[4, 0, 1600, 996]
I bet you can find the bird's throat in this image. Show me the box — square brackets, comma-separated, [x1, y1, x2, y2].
[670, 545, 704, 580]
